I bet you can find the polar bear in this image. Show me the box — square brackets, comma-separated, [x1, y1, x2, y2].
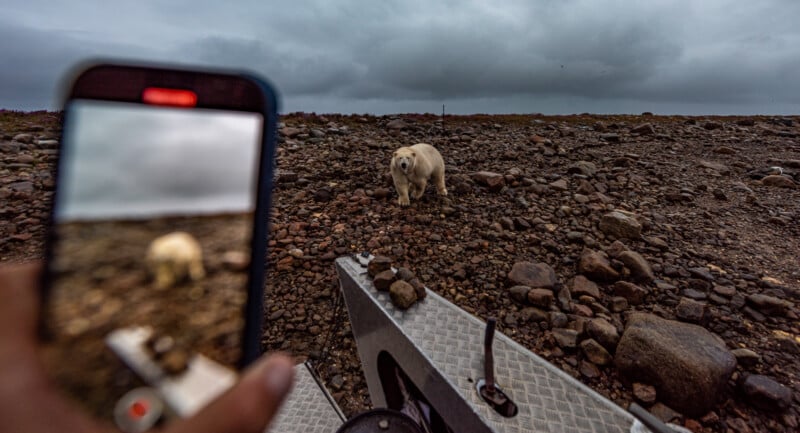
[390, 143, 447, 206]
[145, 232, 206, 290]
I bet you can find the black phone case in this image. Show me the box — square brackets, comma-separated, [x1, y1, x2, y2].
[40, 61, 280, 369]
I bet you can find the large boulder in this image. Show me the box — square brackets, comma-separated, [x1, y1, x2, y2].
[615, 313, 736, 417]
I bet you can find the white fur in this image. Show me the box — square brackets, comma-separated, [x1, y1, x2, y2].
[390, 143, 447, 206]
[146, 232, 205, 289]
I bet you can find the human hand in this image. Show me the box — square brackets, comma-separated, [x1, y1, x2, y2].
[0, 262, 294, 433]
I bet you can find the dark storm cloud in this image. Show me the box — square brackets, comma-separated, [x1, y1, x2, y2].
[0, 19, 153, 110]
[629, 38, 800, 104]
[0, 20, 86, 110]
[177, 36, 361, 97]
[2, 1, 800, 113]
[348, 21, 679, 100]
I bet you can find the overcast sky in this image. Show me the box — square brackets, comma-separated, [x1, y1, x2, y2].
[3, 1, 799, 114]
[57, 101, 260, 221]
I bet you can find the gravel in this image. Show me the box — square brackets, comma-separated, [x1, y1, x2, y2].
[2, 111, 799, 432]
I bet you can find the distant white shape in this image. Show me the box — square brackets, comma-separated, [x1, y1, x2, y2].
[57, 100, 263, 221]
[146, 232, 206, 290]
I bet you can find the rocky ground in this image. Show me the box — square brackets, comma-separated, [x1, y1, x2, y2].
[2, 110, 799, 432]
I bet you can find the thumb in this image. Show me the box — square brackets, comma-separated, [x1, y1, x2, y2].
[166, 353, 295, 433]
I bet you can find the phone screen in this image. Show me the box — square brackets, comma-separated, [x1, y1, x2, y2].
[42, 99, 263, 421]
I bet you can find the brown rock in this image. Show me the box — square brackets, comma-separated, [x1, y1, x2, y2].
[698, 160, 730, 175]
[631, 123, 655, 135]
[373, 270, 396, 291]
[740, 374, 793, 412]
[632, 382, 657, 405]
[530, 134, 550, 144]
[731, 348, 761, 367]
[389, 280, 417, 310]
[600, 133, 620, 142]
[676, 297, 706, 323]
[549, 179, 568, 191]
[571, 275, 600, 298]
[549, 311, 568, 328]
[599, 211, 642, 240]
[587, 318, 620, 351]
[527, 288, 554, 308]
[610, 297, 629, 312]
[605, 240, 629, 258]
[568, 161, 598, 177]
[573, 304, 594, 318]
[613, 281, 648, 305]
[386, 119, 407, 130]
[617, 250, 654, 283]
[508, 262, 558, 289]
[552, 328, 579, 350]
[472, 171, 506, 190]
[557, 286, 573, 312]
[615, 313, 736, 417]
[368, 256, 393, 277]
[373, 187, 392, 199]
[579, 360, 601, 378]
[746, 294, 792, 316]
[12, 133, 34, 143]
[508, 285, 531, 303]
[395, 267, 415, 281]
[712, 285, 736, 297]
[713, 145, 737, 155]
[760, 175, 796, 188]
[578, 250, 620, 282]
[408, 278, 427, 300]
[580, 338, 612, 365]
[521, 307, 549, 323]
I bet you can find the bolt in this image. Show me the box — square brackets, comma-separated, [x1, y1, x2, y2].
[378, 419, 389, 430]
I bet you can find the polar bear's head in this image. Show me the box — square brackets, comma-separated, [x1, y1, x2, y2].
[393, 148, 416, 175]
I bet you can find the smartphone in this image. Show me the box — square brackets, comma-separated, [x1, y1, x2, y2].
[39, 62, 278, 428]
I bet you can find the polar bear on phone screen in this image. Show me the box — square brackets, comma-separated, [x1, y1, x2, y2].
[390, 143, 447, 206]
[146, 232, 206, 290]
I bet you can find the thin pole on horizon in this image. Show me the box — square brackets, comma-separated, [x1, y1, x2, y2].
[442, 104, 446, 136]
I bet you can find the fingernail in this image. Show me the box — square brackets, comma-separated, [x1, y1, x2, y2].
[263, 356, 294, 396]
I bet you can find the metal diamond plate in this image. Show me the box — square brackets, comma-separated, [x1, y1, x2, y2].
[337, 256, 636, 433]
[268, 362, 344, 432]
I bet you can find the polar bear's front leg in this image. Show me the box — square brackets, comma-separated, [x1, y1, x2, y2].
[154, 262, 177, 290]
[412, 179, 427, 199]
[394, 177, 411, 206]
[188, 259, 206, 281]
[434, 171, 448, 196]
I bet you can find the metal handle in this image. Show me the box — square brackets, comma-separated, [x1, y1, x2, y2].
[477, 318, 517, 416]
[484, 317, 496, 393]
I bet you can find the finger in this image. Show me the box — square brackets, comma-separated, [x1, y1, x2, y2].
[0, 262, 115, 432]
[0, 262, 42, 347]
[166, 353, 295, 433]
